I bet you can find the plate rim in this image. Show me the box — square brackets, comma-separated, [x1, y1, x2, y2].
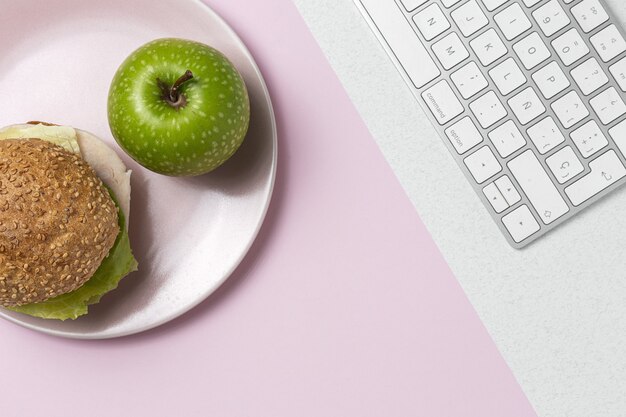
[0, 0, 278, 339]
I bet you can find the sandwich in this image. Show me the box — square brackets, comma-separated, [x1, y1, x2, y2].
[0, 122, 137, 320]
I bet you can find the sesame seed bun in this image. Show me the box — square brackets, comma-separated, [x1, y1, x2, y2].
[0, 139, 120, 307]
[2, 124, 132, 224]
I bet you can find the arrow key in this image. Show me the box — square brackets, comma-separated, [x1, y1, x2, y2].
[464, 146, 502, 183]
[502, 205, 541, 243]
[495, 175, 522, 205]
[483, 182, 509, 213]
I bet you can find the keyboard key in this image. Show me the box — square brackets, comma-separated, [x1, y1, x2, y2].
[421, 80, 464, 125]
[608, 119, 626, 155]
[590, 87, 626, 125]
[508, 149, 569, 224]
[432, 38, 469, 70]
[451, 61, 489, 99]
[571, 120, 609, 158]
[609, 57, 626, 91]
[470, 91, 508, 128]
[495, 3, 532, 41]
[514, 32, 551, 70]
[464, 146, 502, 183]
[470, 29, 508, 66]
[483, 182, 509, 213]
[571, 57, 609, 95]
[565, 150, 626, 205]
[523, 0, 542, 7]
[445, 116, 483, 154]
[591, 25, 626, 62]
[552, 28, 589, 66]
[442, 0, 463, 8]
[400, 0, 428, 12]
[414, 4, 451, 41]
[546, 146, 584, 184]
[527, 117, 566, 154]
[488, 120, 526, 157]
[451, 0, 488, 38]
[489, 58, 526, 95]
[481, 0, 509, 12]
[532, 61, 570, 99]
[571, 0, 609, 33]
[533, 0, 570, 37]
[502, 205, 540, 243]
[552, 91, 589, 128]
[361, 0, 441, 88]
[495, 175, 521, 205]
[432, 33, 470, 69]
[508, 87, 546, 125]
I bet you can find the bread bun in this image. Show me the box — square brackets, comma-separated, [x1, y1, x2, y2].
[0, 139, 119, 307]
[1, 124, 132, 224]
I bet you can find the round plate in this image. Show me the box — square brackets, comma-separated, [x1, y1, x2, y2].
[0, 0, 277, 338]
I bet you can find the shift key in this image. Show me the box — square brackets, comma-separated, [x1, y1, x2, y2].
[565, 150, 626, 206]
[508, 150, 569, 224]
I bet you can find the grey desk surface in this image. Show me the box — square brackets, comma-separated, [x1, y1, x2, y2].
[293, 0, 626, 416]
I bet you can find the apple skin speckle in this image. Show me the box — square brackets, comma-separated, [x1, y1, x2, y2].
[107, 38, 250, 176]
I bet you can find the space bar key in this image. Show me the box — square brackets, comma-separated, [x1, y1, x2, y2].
[358, 0, 441, 88]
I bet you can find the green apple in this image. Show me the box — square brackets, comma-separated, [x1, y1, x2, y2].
[108, 38, 250, 176]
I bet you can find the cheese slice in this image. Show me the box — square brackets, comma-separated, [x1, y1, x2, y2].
[0, 123, 80, 154]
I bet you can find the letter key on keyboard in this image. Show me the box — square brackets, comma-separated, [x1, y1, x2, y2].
[356, 0, 626, 247]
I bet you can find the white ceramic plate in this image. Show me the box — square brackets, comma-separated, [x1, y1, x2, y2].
[0, 0, 277, 338]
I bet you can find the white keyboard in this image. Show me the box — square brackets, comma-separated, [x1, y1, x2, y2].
[355, 0, 626, 248]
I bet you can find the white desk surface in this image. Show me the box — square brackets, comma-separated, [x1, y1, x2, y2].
[293, 0, 626, 416]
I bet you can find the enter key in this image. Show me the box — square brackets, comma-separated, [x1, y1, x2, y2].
[565, 150, 626, 206]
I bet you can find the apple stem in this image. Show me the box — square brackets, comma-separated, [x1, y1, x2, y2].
[157, 70, 194, 109]
[170, 70, 194, 100]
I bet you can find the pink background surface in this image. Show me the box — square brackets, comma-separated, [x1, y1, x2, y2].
[0, 0, 537, 415]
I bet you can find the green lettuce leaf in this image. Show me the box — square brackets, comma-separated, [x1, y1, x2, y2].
[9, 199, 138, 321]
